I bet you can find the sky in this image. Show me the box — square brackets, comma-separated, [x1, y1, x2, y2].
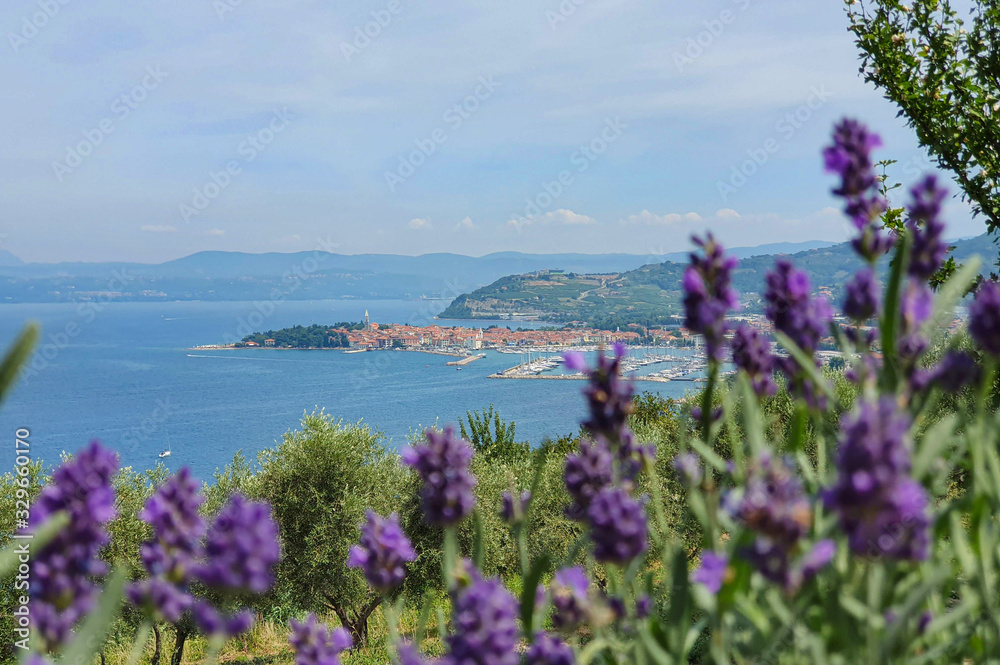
[0, 0, 986, 263]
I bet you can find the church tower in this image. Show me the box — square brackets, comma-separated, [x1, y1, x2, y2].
[364, 309, 370, 331]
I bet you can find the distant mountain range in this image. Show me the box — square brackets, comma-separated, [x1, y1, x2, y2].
[0, 240, 841, 304]
[439, 234, 998, 328]
[0, 250, 22, 267]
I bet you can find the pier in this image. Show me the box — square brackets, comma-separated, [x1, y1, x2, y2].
[447, 353, 486, 366]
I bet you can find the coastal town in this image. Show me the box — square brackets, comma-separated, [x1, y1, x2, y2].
[202, 307, 931, 358]
[232, 310, 651, 352]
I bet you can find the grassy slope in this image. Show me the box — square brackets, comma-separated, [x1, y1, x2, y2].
[440, 234, 996, 325]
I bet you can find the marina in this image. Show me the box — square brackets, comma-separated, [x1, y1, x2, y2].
[488, 348, 712, 382]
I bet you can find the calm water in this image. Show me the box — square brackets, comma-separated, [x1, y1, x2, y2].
[0, 299, 698, 481]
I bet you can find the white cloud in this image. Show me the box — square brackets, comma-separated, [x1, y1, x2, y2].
[200, 228, 226, 237]
[454, 216, 476, 231]
[507, 209, 597, 231]
[620, 210, 683, 225]
[622, 209, 741, 225]
[140, 225, 176, 233]
[408, 218, 432, 230]
[547, 209, 597, 225]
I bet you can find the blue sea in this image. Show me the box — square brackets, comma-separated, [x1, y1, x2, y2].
[0, 299, 698, 482]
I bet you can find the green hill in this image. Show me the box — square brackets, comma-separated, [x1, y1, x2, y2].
[440, 234, 997, 328]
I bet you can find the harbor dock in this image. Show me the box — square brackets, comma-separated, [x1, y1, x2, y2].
[447, 353, 486, 366]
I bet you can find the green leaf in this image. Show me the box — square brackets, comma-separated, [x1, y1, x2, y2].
[414, 589, 435, 645]
[0, 323, 38, 407]
[577, 637, 610, 665]
[913, 414, 958, 480]
[772, 331, 836, 406]
[665, 547, 690, 631]
[688, 437, 728, 474]
[58, 566, 127, 665]
[435, 606, 448, 646]
[519, 554, 551, 639]
[880, 232, 910, 392]
[639, 624, 673, 665]
[737, 374, 766, 458]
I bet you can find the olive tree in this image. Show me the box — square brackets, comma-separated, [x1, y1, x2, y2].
[847, 0, 1000, 256]
[251, 412, 407, 646]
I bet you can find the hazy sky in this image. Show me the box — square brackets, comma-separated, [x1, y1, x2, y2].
[0, 0, 984, 263]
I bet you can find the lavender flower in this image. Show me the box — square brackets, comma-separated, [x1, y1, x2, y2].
[193, 601, 255, 638]
[800, 540, 837, 582]
[636, 595, 652, 619]
[347, 511, 416, 592]
[587, 487, 647, 564]
[843, 268, 881, 322]
[969, 281, 1000, 355]
[27, 441, 117, 652]
[396, 642, 429, 665]
[735, 455, 811, 547]
[906, 175, 949, 280]
[683, 234, 739, 363]
[731, 324, 777, 396]
[570, 344, 634, 445]
[550, 566, 590, 632]
[403, 427, 477, 526]
[912, 350, 981, 393]
[525, 633, 575, 665]
[447, 570, 519, 665]
[692, 552, 728, 594]
[824, 119, 892, 261]
[764, 259, 833, 407]
[500, 490, 531, 525]
[672, 452, 702, 486]
[732, 455, 832, 589]
[126, 468, 205, 622]
[918, 611, 933, 634]
[616, 429, 656, 482]
[765, 260, 834, 354]
[288, 614, 352, 665]
[126, 578, 193, 624]
[197, 493, 281, 594]
[898, 278, 934, 363]
[563, 439, 613, 520]
[823, 398, 930, 560]
[137, 468, 205, 582]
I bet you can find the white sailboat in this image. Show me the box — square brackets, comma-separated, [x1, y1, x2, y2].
[158, 430, 172, 458]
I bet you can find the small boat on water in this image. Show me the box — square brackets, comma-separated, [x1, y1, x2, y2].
[159, 431, 172, 458]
